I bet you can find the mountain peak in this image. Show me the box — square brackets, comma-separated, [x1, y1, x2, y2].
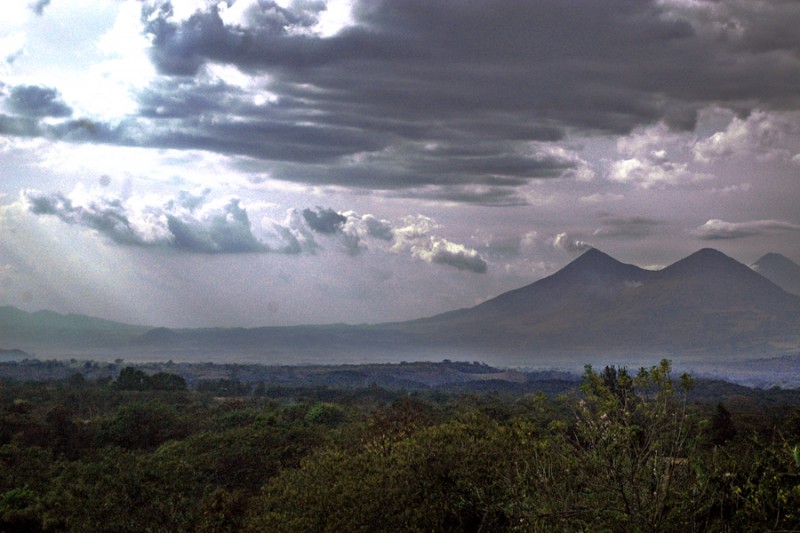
[752, 252, 800, 296]
[660, 248, 739, 275]
[686, 247, 730, 262]
[656, 248, 797, 302]
[753, 252, 798, 270]
[539, 248, 649, 294]
[560, 247, 622, 272]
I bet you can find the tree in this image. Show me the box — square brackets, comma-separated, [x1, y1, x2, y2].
[115, 367, 151, 391]
[98, 401, 188, 450]
[150, 372, 187, 391]
[0, 487, 42, 532]
[709, 403, 737, 446]
[556, 360, 703, 531]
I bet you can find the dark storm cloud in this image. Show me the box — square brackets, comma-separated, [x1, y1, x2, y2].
[0, 84, 126, 146]
[6, 85, 72, 118]
[142, 0, 798, 135]
[248, 139, 587, 193]
[397, 186, 527, 207]
[302, 207, 346, 234]
[8, 0, 800, 202]
[131, 0, 741, 192]
[136, 79, 232, 118]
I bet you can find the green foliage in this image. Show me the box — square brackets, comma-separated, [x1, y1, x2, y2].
[97, 400, 189, 450]
[251, 411, 518, 532]
[304, 402, 347, 427]
[561, 360, 703, 531]
[1, 359, 800, 531]
[115, 366, 186, 391]
[726, 437, 800, 530]
[0, 486, 43, 532]
[43, 447, 201, 532]
[708, 402, 737, 446]
[115, 366, 151, 391]
[150, 372, 187, 391]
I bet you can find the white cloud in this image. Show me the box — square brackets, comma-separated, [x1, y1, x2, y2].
[532, 143, 596, 182]
[692, 218, 800, 240]
[552, 232, 593, 253]
[0, 32, 26, 71]
[88, 0, 156, 118]
[709, 183, 752, 195]
[314, 0, 355, 37]
[18, 186, 489, 271]
[392, 215, 488, 273]
[608, 122, 698, 188]
[21, 187, 273, 253]
[411, 238, 488, 273]
[579, 193, 625, 204]
[694, 110, 797, 163]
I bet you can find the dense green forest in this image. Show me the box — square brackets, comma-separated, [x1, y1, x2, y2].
[2, 360, 800, 532]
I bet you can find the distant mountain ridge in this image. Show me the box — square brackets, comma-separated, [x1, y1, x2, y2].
[2, 248, 800, 365]
[399, 248, 800, 358]
[0, 305, 149, 348]
[752, 253, 800, 296]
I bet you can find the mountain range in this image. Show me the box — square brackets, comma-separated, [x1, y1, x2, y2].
[2, 248, 800, 367]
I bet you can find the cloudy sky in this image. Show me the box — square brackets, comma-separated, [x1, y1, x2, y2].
[1, 0, 799, 328]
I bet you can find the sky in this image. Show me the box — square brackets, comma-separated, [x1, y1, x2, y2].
[1, 0, 799, 328]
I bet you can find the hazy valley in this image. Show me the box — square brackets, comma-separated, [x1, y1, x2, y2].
[3, 247, 800, 385]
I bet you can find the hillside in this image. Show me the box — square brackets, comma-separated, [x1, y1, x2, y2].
[0, 306, 149, 349]
[2, 248, 800, 365]
[395, 248, 800, 358]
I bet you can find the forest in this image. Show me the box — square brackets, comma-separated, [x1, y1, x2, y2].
[2, 359, 800, 532]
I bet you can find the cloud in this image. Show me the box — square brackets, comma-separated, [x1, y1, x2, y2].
[593, 214, 661, 239]
[0, 114, 42, 137]
[166, 197, 268, 253]
[692, 219, 800, 240]
[302, 207, 347, 234]
[5, 85, 72, 118]
[291, 207, 394, 256]
[139, 0, 800, 132]
[580, 193, 625, 204]
[411, 238, 488, 273]
[98, 1, 796, 195]
[658, 0, 800, 57]
[25, 189, 161, 246]
[1, 33, 26, 66]
[29, 0, 50, 16]
[555, 235, 593, 253]
[23, 188, 273, 253]
[693, 110, 797, 163]
[392, 215, 487, 273]
[552, 233, 593, 253]
[338, 211, 394, 256]
[608, 122, 699, 188]
[21, 188, 484, 271]
[361, 214, 393, 241]
[4, 0, 799, 202]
